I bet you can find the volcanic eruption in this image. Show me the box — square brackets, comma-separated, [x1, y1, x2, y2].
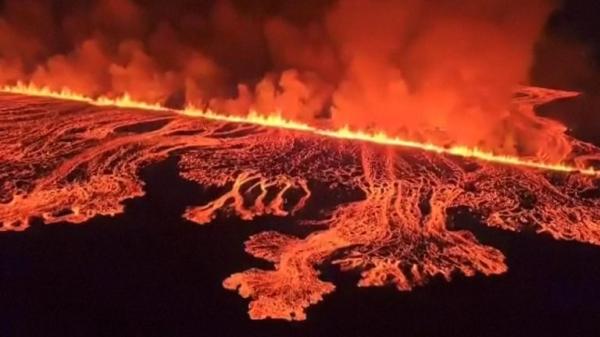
[1, 0, 600, 321]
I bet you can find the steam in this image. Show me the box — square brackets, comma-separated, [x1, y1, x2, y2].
[0, 0, 571, 158]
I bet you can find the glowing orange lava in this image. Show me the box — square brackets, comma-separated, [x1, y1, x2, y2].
[1, 84, 599, 321]
[2, 82, 596, 176]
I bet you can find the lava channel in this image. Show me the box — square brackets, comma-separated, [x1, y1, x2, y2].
[1, 89, 600, 320]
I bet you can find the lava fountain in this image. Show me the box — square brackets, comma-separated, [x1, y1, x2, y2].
[1, 86, 599, 320]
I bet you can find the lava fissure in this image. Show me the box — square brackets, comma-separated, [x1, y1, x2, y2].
[2, 83, 597, 176]
[1, 89, 599, 321]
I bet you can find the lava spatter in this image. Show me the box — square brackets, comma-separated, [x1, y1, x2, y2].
[1, 89, 599, 321]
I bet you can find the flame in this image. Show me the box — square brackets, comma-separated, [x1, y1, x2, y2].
[2, 81, 597, 176]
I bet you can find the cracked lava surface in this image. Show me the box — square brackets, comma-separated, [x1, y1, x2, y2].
[1, 89, 600, 320]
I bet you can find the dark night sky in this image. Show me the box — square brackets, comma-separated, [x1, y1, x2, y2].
[547, 0, 600, 47]
[533, 0, 600, 90]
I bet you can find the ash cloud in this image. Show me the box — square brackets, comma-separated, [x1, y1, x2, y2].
[0, 0, 572, 158]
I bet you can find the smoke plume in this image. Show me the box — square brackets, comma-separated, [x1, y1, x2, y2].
[0, 0, 570, 158]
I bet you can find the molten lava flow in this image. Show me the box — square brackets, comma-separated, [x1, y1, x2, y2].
[2, 82, 597, 176]
[1, 88, 599, 321]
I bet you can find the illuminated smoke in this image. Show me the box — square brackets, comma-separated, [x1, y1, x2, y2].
[0, 0, 574, 158]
